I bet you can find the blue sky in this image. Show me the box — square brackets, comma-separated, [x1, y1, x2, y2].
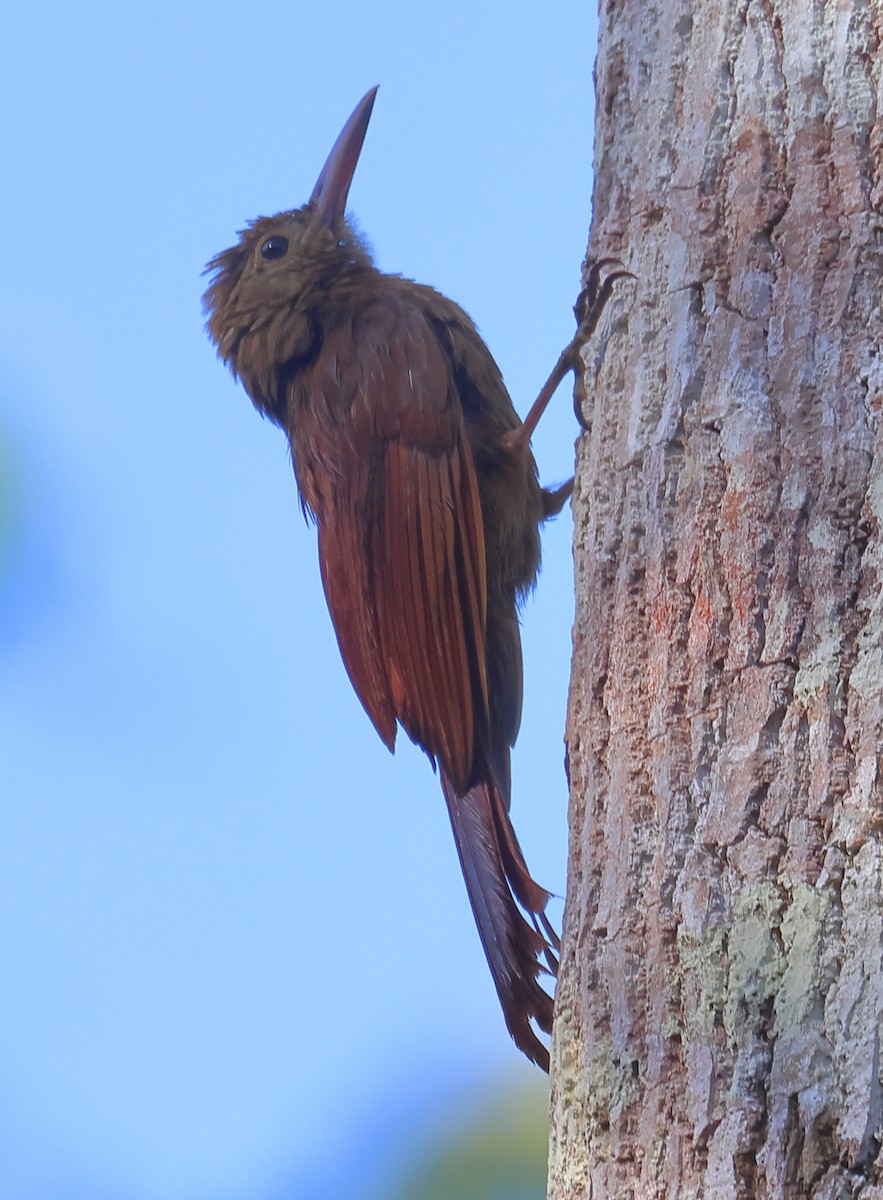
[0, 3, 598, 1196]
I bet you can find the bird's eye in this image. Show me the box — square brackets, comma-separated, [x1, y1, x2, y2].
[260, 235, 289, 260]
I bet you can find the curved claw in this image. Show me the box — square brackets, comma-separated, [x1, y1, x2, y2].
[571, 258, 635, 431]
[511, 257, 634, 450]
[574, 256, 636, 338]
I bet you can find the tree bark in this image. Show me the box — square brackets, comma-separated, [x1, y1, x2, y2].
[549, 1, 883, 1197]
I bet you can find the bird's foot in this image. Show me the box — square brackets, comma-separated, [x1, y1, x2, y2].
[541, 476, 574, 519]
[507, 257, 634, 456]
[572, 257, 635, 430]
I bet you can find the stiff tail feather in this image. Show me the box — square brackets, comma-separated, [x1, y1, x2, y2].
[441, 773, 557, 1071]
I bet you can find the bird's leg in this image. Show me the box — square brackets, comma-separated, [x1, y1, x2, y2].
[504, 258, 634, 462]
[542, 477, 574, 519]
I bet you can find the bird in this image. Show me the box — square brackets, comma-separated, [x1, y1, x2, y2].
[203, 87, 622, 1070]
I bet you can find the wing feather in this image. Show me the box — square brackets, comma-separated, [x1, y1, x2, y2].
[316, 499, 398, 751]
[289, 298, 489, 791]
[380, 440, 436, 749]
[415, 449, 461, 766]
[377, 438, 478, 786]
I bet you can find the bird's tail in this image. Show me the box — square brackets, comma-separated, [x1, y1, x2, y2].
[441, 773, 558, 1071]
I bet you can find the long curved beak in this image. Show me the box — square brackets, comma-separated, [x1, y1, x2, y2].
[310, 87, 378, 228]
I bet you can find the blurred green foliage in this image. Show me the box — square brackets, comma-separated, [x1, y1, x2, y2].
[392, 1079, 548, 1200]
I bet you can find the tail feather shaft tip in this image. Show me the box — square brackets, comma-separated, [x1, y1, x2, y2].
[441, 773, 557, 1072]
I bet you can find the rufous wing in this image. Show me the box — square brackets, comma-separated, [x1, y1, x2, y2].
[288, 299, 489, 791]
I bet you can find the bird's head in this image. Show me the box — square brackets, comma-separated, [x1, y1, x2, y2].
[203, 88, 378, 422]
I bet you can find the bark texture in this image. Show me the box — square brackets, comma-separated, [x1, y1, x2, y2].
[549, 1, 883, 1196]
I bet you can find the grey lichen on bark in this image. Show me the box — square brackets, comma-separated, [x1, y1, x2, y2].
[549, 1, 883, 1197]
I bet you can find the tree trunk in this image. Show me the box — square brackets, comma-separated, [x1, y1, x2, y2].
[549, 1, 883, 1196]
